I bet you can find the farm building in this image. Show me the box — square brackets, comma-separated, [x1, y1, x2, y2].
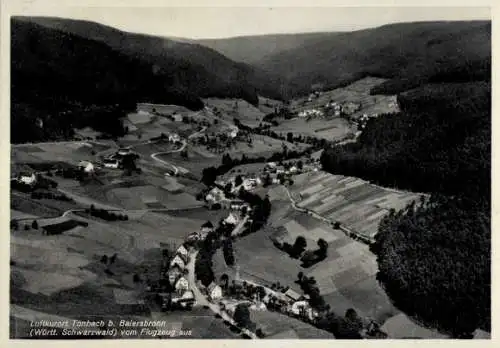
[170, 255, 186, 270]
[103, 159, 119, 169]
[78, 161, 95, 173]
[174, 276, 189, 293]
[207, 282, 223, 301]
[283, 288, 302, 303]
[266, 162, 277, 169]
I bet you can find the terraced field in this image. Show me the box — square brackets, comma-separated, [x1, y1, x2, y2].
[290, 171, 423, 240]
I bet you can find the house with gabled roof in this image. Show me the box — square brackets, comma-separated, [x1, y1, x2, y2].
[201, 221, 214, 233]
[176, 245, 189, 259]
[283, 288, 302, 303]
[170, 254, 186, 270]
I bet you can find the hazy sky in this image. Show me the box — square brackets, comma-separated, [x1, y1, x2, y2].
[8, 2, 491, 39]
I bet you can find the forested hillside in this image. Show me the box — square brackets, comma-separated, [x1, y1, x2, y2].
[197, 32, 338, 64]
[11, 17, 286, 143]
[321, 80, 491, 337]
[15, 16, 285, 103]
[254, 21, 491, 97]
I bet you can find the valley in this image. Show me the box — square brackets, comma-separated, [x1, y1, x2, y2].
[8, 13, 491, 341]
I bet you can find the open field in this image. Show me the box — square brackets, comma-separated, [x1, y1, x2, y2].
[290, 171, 423, 240]
[11, 141, 112, 166]
[9, 200, 217, 323]
[272, 117, 353, 140]
[257, 96, 282, 116]
[251, 310, 334, 338]
[156, 145, 220, 177]
[203, 98, 266, 127]
[213, 195, 400, 326]
[225, 134, 308, 158]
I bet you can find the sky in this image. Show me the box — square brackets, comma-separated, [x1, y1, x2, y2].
[6, 1, 492, 39]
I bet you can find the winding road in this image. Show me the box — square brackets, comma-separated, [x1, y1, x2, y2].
[149, 126, 207, 175]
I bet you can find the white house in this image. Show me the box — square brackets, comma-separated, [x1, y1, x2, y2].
[228, 127, 239, 138]
[174, 276, 189, 293]
[266, 162, 277, 169]
[19, 173, 37, 186]
[207, 282, 223, 301]
[169, 133, 181, 143]
[224, 212, 239, 225]
[242, 178, 258, 191]
[104, 160, 119, 169]
[117, 148, 131, 156]
[206, 187, 225, 203]
[78, 161, 95, 173]
[172, 114, 183, 122]
[289, 301, 318, 321]
[288, 166, 298, 174]
[170, 254, 186, 270]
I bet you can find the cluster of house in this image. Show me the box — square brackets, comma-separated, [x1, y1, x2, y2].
[160, 244, 195, 310]
[265, 287, 319, 321]
[298, 109, 324, 118]
[218, 276, 320, 323]
[205, 175, 260, 208]
[341, 101, 362, 115]
[99, 147, 138, 169]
